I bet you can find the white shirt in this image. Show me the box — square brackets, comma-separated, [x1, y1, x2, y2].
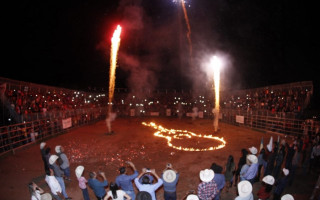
[45, 175, 62, 195]
[31, 190, 41, 200]
[107, 190, 126, 200]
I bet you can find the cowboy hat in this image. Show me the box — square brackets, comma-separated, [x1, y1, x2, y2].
[281, 194, 294, 200]
[40, 142, 46, 149]
[283, 168, 289, 176]
[199, 169, 214, 182]
[238, 180, 252, 197]
[49, 155, 59, 165]
[163, 169, 176, 183]
[186, 194, 199, 200]
[75, 165, 84, 179]
[247, 154, 258, 164]
[262, 175, 275, 185]
[248, 146, 257, 155]
[55, 145, 61, 153]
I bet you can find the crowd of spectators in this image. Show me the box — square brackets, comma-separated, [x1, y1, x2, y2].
[0, 81, 314, 123]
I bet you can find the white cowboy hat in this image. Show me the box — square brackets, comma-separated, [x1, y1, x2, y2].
[281, 194, 294, 200]
[248, 146, 257, 155]
[49, 155, 59, 165]
[247, 154, 258, 164]
[75, 165, 84, 179]
[55, 145, 61, 153]
[262, 175, 275, 185]
[186, 194, 199, 200]
[199, 169, 214, 182]
[238, 180, 252, 197]
[41, 193, 52, 200]
[40, 142, 46, 149]
[163, 169, 176, 183]
[283, 168, 289, 176]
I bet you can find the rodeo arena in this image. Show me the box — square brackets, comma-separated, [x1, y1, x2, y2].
[0, 76, 319, 200]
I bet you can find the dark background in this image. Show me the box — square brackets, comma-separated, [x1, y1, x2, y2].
[3, 0, 318, 94]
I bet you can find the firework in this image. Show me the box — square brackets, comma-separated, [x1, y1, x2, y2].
[180, 0, 192, 58]
[211, 56, 221, 132]
[108, 25, 122, 115]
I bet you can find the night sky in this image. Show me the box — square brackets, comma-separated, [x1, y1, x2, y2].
[3, 0, 318, 93]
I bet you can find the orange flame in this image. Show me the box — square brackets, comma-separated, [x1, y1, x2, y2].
[142, 122, 226, 151]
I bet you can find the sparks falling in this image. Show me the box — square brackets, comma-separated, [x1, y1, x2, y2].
[211, 56, 221, 132]
[180, 0, 192, 58]
[142, 122, 226, 151]
[108, 25, 122, 115]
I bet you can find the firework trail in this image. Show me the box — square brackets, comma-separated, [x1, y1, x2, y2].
[181, 0, 192, 58]
[108, 25, 122, 115]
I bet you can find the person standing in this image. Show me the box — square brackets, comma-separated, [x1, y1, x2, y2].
[161, 163, 179, 200]
[134, 168, 163, 200]
[257, 175, 275, 200]
[49, 155, 71, 200]
[243, 155, 259, 184]
[55, 145, 71, 181]
[75, 165, 90, 200]
[235, 180, 253, 200]
[115, 161, 138, 200]
[45, 168, 63, 200]
[104, 182, 131, 200]
[40, 142, 49, 173]
[210, 163, 225, 200]
[88, 171, 108, 200]
[28, 182, 44, 200]
[234, 149, 249, 186]
[273, 168, 290, 200]
[197, 169, 219, 200]
[224, 155, 235, 192]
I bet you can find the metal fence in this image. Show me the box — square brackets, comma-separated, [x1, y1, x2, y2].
[0, 108, 107, 155]
[1, 106, 319, 156]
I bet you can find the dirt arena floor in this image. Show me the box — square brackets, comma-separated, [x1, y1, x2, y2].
[0, 117, 319, 200]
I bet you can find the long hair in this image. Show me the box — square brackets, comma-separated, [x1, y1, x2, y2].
[110, 182, 118, 199]
[28, 182, 40, 200]
[226, 155, 234, 171]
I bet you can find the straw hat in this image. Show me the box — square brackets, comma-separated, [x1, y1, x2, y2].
[49, 155, 59, 165]
[281, 194, 294, 200]
[186, 194, 199, 200]
[55, 145, 61, 153]
[163, 169, 176, 183]
[247, 154, 258, 164]
[199, 169, 214, 182]
[75, 165, 84, 179]
[262, 175, 275, 185]
[40, 142, 46, 149]
[248, 146, 257, 155]
[238, 180, 252, 197]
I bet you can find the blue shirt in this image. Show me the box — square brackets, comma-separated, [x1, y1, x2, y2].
[161, 173, 179, 192]
[243, 163, 259, 180]
[115, 170, 138, 191]
[134, 177, 163, 200]
[213, 173, 226, 191]
[88, 178, 108, 198]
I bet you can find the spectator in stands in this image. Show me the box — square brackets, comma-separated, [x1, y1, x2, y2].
[134, 168, 163, 200]
[161, 163, 179, 200]
[75, 165, 90, 200]
[224, 155, 235, 192]
[49, 155, 71, 200]
[242, 154, 259, 184]
[257, 175, 275, 200]
[104, 182, 131, 200]
[88, 171, 108, 200]
[45, 168, 63, 200]
[115, 161, 138, 200]
[210, 163, 225, 200]
[273, 168, 290, 200]
[197, 169, 218, 200]
[235, 180, 253, 200]
[55, 145, 71, 181]
[234, 149, 249, 186]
